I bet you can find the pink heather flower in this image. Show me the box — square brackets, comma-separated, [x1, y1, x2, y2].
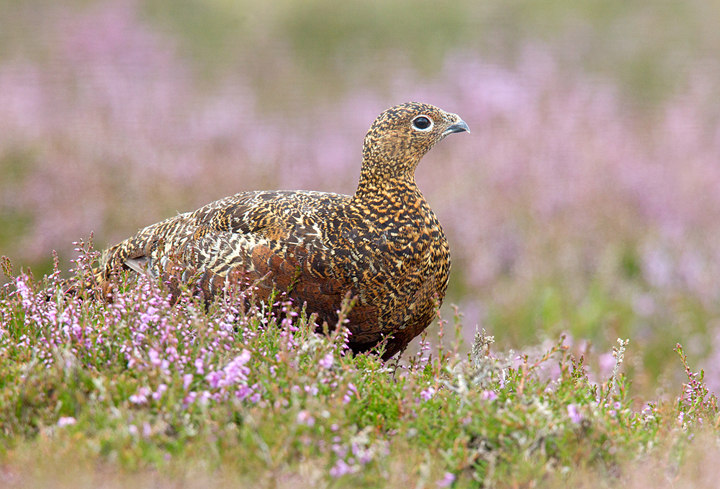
[304, 385, 319, 396]
[183, 391, 197, 407]
[329, 459, 352, 478]
[199, 391, 211, 406]
[350, 443, 363, 458]
[236, 385, 253, 400]
[152, 384, 168, 400]
[358, 452, 373, 465]
[567, 404, 583, 424]
[194, 358, 204, 375]
[319, 352, 334, 370]
[14, 277, 33, 309]
[57, 416, 76, 427]
[437, 472, 456, 488]
[183, 373, 193, 390]
[420, 387, 436, 401]
[205, 370, 223, 389]
[296, 410, 316, 427]
[331, 444, 349, 460]
[236, 349, 252, 365]
[342, 383, 358, 404]
[223, 351, 251, 384]
[148, 349, 161, 366]
[482, 390, 497, 401]
[129, 386, 151, 404]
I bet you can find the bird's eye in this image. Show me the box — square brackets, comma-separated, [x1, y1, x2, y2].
[412, 115, 433, 131]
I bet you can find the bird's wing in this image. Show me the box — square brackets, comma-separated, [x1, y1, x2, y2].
[100, 189, 354, 292]
[145, 192, 382, 341]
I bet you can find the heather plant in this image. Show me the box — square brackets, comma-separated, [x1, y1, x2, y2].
[1, 245, 719, 488]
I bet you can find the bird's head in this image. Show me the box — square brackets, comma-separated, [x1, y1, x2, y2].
[359, 102, 469, 188]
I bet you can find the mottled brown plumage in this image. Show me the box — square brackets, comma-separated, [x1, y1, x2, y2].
[100, 102, 469, 359]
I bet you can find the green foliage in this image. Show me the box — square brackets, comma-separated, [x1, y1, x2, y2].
[0, 253, 718, 487]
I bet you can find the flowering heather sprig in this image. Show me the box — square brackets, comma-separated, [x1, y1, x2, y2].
[296, 410, 315, 427]
[436, 472, 456, 488]
[567, 404, 583, 424]
[601, 338, 629, 402]
[675, 343, 719, 426]
[342, 382, 358, 404]
[418, 334, 431, 363]
[329, 427, 390, 478]
[1, 256, 12, 279]
[481, 390, 497, 401]
[204, 349, 254, 402]
[419, 386, 436, 401]
[319, 351, 334, 370]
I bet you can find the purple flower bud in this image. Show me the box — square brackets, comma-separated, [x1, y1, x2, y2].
[482, 390, 497, 401]
[329, 459, 351, 478]
[319, 352, 334, 370]
[420, 387, 436, 401]
[296, 410, 315, 427]
[437, 472, 456, 488]
[567, 404, 583, 424]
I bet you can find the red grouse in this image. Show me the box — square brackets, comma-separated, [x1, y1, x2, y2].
[100, 102, 469, 359]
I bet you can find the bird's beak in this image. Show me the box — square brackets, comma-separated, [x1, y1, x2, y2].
[442, 118, 470, 137]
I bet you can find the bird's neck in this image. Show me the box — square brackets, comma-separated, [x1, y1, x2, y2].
[353, 172, 422, 204]
[353, 151, 422, 200]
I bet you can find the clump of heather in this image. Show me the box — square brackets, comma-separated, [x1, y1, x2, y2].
[1, 246, 718, 488]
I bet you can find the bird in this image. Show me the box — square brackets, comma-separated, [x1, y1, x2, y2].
[99, 102, 469, 359]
